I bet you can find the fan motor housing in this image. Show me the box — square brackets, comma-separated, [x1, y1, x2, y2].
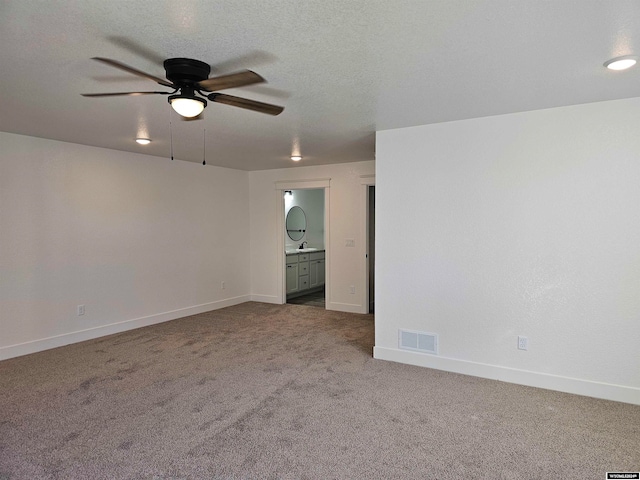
[164, 58, 211, 84]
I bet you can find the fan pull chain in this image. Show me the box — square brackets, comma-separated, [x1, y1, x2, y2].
[169, 107, 174, 161]
[202, 128, 206, 166]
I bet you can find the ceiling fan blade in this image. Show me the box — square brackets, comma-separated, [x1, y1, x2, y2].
[92, 57, 174, 88]
[198, 70, 265, 92]
[81, 91, 170, 97]
[208, 93, 284, 115]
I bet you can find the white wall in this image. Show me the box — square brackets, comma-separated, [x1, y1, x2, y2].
[0, 132, 250, 359]
[284, 189, 325, 250]
[375, 97, 640, 405]
[249, 161, 375, 312]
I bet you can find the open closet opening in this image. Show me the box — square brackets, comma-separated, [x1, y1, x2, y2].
[368, 185, 375, 314]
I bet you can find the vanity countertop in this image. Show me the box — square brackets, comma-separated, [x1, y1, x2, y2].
[286, 248, 325, 255]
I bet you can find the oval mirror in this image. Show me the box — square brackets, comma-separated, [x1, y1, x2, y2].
[286, 206, 306, 241]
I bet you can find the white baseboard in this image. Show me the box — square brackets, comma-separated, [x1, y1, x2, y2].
[248, 296, 367, 314]
[326, 301, 367, 314]
[249, 294, 281, 304]
[373, 346, 640, 406]
[0, 295, 250, 361]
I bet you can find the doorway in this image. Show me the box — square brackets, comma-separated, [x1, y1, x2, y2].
[284, 188, 326, 308]
[368, 185, 375, 313]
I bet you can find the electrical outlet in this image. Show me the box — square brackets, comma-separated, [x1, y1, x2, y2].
[221, 281, 225, 290]
[518, 336, 528, 350]
[77, 305, 85, 316]
[349, 285, 355, 294]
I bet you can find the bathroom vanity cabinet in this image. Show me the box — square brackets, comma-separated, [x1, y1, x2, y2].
[309, 252, 325, 288]
[286, 250, 325, 298]
[285, 256, 299, 294]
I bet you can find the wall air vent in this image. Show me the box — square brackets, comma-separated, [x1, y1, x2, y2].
[399, 329, 438, 355]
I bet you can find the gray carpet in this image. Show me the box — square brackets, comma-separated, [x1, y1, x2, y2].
[1, 302, 638, 479]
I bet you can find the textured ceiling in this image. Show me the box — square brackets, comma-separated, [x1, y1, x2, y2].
[1, 1, 639, 170]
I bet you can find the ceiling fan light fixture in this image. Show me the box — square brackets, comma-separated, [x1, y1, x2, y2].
[604, 55, 638, 71]
[135, 138, 151, 145]
[169, 95, 206, 118]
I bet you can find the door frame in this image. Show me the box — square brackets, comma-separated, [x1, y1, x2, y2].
[360, 175, 375, 314]
[275, 178, 331, 305]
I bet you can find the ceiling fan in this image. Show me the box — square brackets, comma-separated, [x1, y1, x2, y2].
[82, 57, 284, 118]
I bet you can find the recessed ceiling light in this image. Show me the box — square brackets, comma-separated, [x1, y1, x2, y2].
[604, 55, 638, 71]
[135, 138, 151, 145]
[291, 155, 302, 161]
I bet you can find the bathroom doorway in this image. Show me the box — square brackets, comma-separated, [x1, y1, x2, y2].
[284, 189, 326, 308]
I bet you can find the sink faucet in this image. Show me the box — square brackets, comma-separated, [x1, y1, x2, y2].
[299, 241, 307, 249]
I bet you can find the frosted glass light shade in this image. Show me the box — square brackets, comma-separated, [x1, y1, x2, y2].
[170, 97, 206, 117]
